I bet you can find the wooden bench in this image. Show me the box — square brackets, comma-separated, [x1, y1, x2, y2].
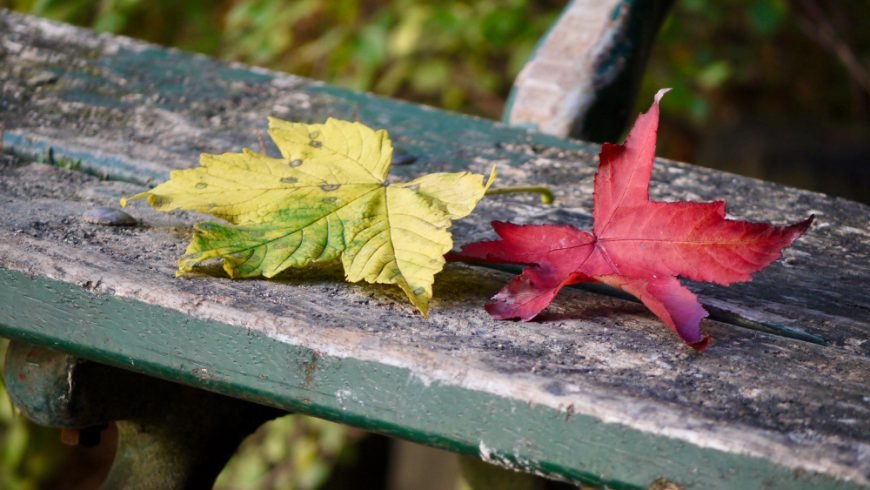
[1, 8, 868, 490]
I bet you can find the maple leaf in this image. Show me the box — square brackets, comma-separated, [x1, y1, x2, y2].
[452, 90, 812, 350]
[123, 118, 495, 316]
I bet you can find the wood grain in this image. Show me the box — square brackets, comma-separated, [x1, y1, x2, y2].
[1, 11, 868, 489]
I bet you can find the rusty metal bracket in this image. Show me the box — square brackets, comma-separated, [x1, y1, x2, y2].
[3, 341, 283, 489]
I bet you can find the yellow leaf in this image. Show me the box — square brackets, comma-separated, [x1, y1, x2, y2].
[123, 118, 495, 316]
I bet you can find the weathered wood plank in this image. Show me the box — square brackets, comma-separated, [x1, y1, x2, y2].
[1, 151, 868, 488]
[504, 0, 673, 141]
[1, 11, 869, 488]
[2, 10, 867, 354]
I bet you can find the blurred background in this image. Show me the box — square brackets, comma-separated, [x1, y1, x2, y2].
[0, 0, 867, 488]
[2, 0, 868, 202]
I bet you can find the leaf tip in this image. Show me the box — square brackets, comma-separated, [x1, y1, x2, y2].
[223, 262, 240, 279]
[689, 336, 711, 352]
[484, 165, 497, 191]
[120, 191, 148, 208]
[266, 115, 282, 128]
[796, 214, 814, 233]
[411, 295, 431, 319]
[411, 286, 432, 318]
[654, 88, 672, 105]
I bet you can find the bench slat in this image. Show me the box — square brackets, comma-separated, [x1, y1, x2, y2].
[1, 11, 868, 488]
[1, 146, 868, 490]
[2, 11, 867, 354]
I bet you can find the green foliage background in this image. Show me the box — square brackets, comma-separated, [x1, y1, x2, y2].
[4, 0, 865, 124]
[5, 0, 867, 202]
[7, 0, 565, 117]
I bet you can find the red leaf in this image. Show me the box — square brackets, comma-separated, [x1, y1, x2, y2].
[453, 90, 812, 350]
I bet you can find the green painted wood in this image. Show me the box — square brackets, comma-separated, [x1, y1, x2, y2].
[0, 268, 862, 490]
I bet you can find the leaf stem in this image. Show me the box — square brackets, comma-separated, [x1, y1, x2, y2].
[485, 186, 554, 205]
